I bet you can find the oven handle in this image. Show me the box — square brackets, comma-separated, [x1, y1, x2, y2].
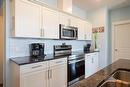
[69, 58, 85, 64]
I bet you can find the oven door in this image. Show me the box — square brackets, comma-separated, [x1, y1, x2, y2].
[60, 24, 78, 40]
[68, 58, 85, 85]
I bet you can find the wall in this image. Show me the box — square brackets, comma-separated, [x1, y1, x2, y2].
[110, 6, 130, 22]
[0, 0, 3, 84]
[72, 5, 87, 20]
[5, 0, 89, 87]
[0, 17, 3, 84]
[108, 6, 130, 63]
[87, 7, 109, 69]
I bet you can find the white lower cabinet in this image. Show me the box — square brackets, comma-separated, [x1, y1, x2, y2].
[49, 64, 67, 87]
[85, 52, 99, 78]
[11, 58, 67, 87]
[21, 70, 47, 87]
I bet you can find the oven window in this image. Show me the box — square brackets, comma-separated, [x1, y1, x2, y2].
[76, 60, 85, 78]
[63, 29, 75, 37]
[68, 60, 85, 82]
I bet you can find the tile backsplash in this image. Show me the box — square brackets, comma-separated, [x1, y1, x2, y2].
[9, 38, 91, 58]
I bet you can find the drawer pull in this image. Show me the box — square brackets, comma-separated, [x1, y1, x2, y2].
[31, 65, 42, 69]
[56, 61, 64, 64]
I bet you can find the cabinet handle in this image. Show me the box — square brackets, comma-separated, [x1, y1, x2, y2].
[84, 34, 87, 39]
[48, 70, 50, 79]
[50, 70, 52, 79]
[31, 65, 42, 69]
[92, 58, 94, 63]
[40, 29, 43, 37]
[68, 19, 71, 26]
[42, 29, 44, 37]
[56, 61, 63, 64]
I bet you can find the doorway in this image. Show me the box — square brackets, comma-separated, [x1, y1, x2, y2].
[112, 20, 130, 62]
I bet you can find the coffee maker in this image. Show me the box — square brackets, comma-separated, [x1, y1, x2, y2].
[84, 44, 91, 53]
[30, 43, 45, 58]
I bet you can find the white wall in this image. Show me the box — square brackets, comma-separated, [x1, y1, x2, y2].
[87, 7, 109, 69]
[110, 6, 130, 22]
[0, 0, 3, 84]
[88, 8, 107, 27]
[72, 5, 87, 20]
[0, 16, 3, 84]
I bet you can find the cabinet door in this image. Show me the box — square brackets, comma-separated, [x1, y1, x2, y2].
[59, 12, 71, 26]
[42, 7, 59, 39]
[77, 20, 85, 40]
[71, 18, 85, 40]
[20, 70, 47, 87]
[14, 0, 42, 38]
[90, 53, 99, 74]
[85, 22, 92, 40]
[49, 64, 67, 87]
[93, 53, 99, 72]
[85, 54, 93, 78]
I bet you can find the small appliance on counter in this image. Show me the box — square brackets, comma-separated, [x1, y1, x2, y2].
[54, 43, 72, 57]
[30, 43, 45, 58]
[84, 44, 91, 53]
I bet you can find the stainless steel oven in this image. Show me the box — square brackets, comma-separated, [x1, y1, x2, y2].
[68, 54, 85, 86]
[59, 24, 78, 40]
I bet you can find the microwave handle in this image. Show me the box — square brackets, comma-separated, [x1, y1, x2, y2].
[75, 30, 78, 39]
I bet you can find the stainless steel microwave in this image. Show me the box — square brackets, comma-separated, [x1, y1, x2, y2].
[59, 24, 78, 40]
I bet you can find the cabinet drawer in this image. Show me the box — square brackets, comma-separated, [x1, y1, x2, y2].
[20, 62, 47, 74]
[49, 58, 67, 67]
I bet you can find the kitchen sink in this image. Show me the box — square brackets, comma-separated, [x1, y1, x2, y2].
[112, 69, 130, 82]
[100, 80, 130, 87]
[99, 69, 130, 87]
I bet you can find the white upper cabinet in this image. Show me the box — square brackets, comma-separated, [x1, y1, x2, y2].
[11, 0, 42, 38]
[59, 12, 72, 26]
[77, 20, 86, 40]
[11, 0, 92, 40]
[84, 22, 92, 40]
[42, 7, 59, 39]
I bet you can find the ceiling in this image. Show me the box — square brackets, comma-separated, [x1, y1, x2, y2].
[73, 0, 130, 11]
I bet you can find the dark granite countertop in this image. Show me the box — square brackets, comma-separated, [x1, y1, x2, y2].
[72, 59, 130, 87]
[10, 50, 99, 65]
[10, 54, 70, 65]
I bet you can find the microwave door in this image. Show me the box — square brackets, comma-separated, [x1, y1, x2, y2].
[61, 29, 75, 39]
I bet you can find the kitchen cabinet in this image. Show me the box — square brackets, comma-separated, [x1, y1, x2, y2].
[11, 58, 67, 87]
[77, 20, 86, 40]
[71, 17, 92, 40]
[21, 70, 47, 87]
[11, 0, 42, 38]
[11, 0, 59, 39]
[49, 59, 67, 87]
[84, 22, 92, 40]
[42, 7, 59, 39]
[59, 12, 72, 26]
[85, 52, 99, 78]
[11, 0, 92, 40]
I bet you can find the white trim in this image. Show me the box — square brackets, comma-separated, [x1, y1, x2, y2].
[112, 20, 130, 63]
